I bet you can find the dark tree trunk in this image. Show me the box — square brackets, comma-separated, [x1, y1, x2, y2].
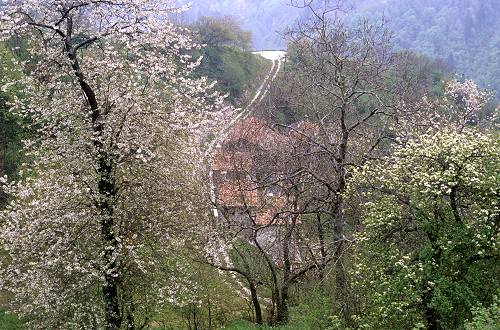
[233, 245, 264, 326]
[316, 213, 327, 280]
[249, 281, 263, 324]
[64, 16, 121, 329]
[254, 234, 280, 325]
[276, 288, 289, 324]
[331, 105, 350, 322]
[423, 290, 439, 330]
[99, 156, 121, 330]
[277, 220, 294, 325]
[422, 226, 442, 330]
[425, 307, 439, 330]
[207, 296, 212, 329]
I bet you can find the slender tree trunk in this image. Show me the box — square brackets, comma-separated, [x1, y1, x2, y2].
[277, 223, 293, 324]
[332, 105, 348, 249]
[192, 305, 198, 330]
[233, 246, 264, 325]
[249, 281, 263, 324]
[64, 15, 122, 329]
[254, 233, 280, 325]
[331, 104, 349, 322]
[276, 287, 289, 324]
[316, 213, 327, 280]
[422, 225, 442, 330]
[207, 295, 212, 329]
[270, 283, 280, 325]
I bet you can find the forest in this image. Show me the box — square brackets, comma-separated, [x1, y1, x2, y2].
[181, 0, 500, 96]
[0, 1, 498, 329]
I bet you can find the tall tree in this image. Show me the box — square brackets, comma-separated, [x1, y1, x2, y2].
[347, 79, 498, 329]
[275, 3, 403, 321]
[193, 16, 252, 50]
[0, 1, 223, 328]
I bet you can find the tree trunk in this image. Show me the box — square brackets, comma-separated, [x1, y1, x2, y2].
[233, 245, 264, 325]
[423, 290, 439, 330]
[331, 104, 349, 322]
[316, 213, 327, 281]
[99, 156, 121, 330]
[276, 287, 289, 324]
[425, 307, 439, 330]
[254, 234, 280, 325]
[207, 295, 212, 329]
[249, 281, 263, 324]
[64, 16, 122, 329]
[277, 220, 293, 325]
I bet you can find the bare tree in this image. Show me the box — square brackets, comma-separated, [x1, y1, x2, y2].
[208, 117, 338, 325]
[270, 2, 420, 322]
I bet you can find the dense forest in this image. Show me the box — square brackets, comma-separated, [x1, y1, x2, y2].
[0, 1, 499, 330]
[181, 0, 500, 95]
[360, 0, 500, 95]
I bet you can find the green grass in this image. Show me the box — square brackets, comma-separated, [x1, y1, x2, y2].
[0, 310, 23, 330]
[223, 319, 307, 330]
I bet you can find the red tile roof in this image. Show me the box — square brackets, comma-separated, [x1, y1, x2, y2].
[214, 117, 317, 226]
[217, 179, 259, 207]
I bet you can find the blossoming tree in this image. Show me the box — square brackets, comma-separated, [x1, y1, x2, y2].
[0, 0, 224, 328]
[347, 81, 499, 329]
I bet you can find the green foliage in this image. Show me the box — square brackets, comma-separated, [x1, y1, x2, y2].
[0, 43, 28, 205]
[464, 294, 500, 330]
[193, 16, 252, 50]
[225, 319, 305, 330]
[0, 310, 23, 330]
[182, 1, 304, 50]
[191, 16, 270, 103]
[151, 259, 251, 330]
[187, 0, 500, 95]
[195, 46, 268, 102]
[356, 0, 500, 95]
[349, 129, 500, 329]
[288, 285, 335, 330]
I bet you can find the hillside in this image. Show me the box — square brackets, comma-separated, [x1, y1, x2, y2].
[180, 0, 500, 94]
[0, 1, 498, 329]
[176, 0, 306, 50]
[357, 0, 500, 94]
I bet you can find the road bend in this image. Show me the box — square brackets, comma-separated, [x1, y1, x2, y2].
[205, 51, 285, 305]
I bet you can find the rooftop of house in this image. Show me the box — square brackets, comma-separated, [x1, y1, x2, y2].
[213, 116, 318, 226]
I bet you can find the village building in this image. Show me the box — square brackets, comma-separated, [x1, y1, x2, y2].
[212, 116, 318, 264]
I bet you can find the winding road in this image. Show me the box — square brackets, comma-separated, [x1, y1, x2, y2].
[206, 50, 285, 217]
[205, 50, 285, 304]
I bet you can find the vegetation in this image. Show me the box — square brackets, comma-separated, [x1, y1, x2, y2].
[0, 44, 26, 205]
[350, 129, 499, 329]
[184, 0, 500, 95]
[0, 1, 498, 330]
[0, 0, 223, 328]
[191, 16, 270, 103]
[361, 0, 500, 95]
[464, 295, 500, 330]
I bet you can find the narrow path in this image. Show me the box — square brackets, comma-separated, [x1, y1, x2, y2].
[206, 55, 282, 216]
[205, 52, 284, 306]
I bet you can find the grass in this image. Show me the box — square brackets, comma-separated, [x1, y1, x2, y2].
[223, 319, 307, 330]
[0, 310, 22, 330]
